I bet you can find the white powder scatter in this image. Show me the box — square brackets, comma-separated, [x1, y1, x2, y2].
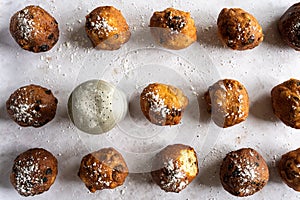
[8, 87, 45, 126]
[13, 155, 47, 196]
[88, 16, 116, 37]
[145, 91, 170, 118]
[228, 150, 263, 196]
[238, 94, 243, 102]
[85, 162, 112, 188]
[159, 159, 189, 192]
[16, 9, 35, 41]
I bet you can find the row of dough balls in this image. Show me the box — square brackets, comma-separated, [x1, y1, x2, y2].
[8, 145, 300, 197]
[9, 3, 300, 52]
[5, 78, 300, 133]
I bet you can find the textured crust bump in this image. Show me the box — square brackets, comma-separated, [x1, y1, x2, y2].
[10, 5, 59, 53]
[6, 84, 58, 128]
[140, 83, 189, 126]
[271, 78, 300, 129]
[278, 148, 300, 191]
[204, 79, 249, 128]
[217, 8, 263, 50]
[78, 148, 128, 193]
[85, 6, 130, 50]
[278, 3, 300, 50]
[151, 144, 199, 193]
[220, 148, 269, 197]
[149, 8, 197, 50]
[10, 148, 58, 197]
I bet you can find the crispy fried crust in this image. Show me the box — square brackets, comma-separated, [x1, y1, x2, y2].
[10, 148, 58, 197]
[151, 144, 199, 193]
[140, 83, 189, 126]
[85, 6, 130, 50]
[78, 148, 128, 193]
[271, 78, 300, 129]
[217, 8, 263, 50]
[220, 148, 269, 197]
[6, 84, 58, 127]
[278, 148, 300, 191]
[204, 79, 249, 128]
[10, 5, 59, 53]
[278, 3, 300, 50]
[150, 8, 197, 50]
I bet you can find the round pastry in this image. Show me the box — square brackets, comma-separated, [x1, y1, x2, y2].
[271, 78, 300, 129]
[217, 8, 263, 50]
[78, 147, 128, 193]
[149, 7, 197, 50]
[278, 3, 300, 50]
[6, 84, 58, 127]
[10, 5, 59, 53]
[85, 6, 130, 50]
[204, 79, 249, 128]
[220, 148, 269, 197]
[151, 144, 198, 193]
[140, 83, 189, 126]
[68, 80, 128, 134]
[278, 148, 300, 191]
[10, 148, 58, 197]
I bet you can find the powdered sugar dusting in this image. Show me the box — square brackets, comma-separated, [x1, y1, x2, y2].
[230, 150, 261, 196]
[85, 162, 112, 188]
[88, 16, 116, 37]
[8, 87, 44, 125]
[16, 9, 35, 41]
[13, 155, 47, 196]
[145, 91, 171, 118]
[160, 159, 189, 192]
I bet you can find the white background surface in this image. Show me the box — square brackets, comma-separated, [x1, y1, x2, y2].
[1, 0, 300, 199]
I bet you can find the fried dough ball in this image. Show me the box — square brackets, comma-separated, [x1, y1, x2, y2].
[271, 78, 300, 129]
[150, 8, 197, 50]
[78, 148, 128, 193]
[10, 148, 58, 196]
[204, 79, 249, 128]
[278, 3, 300, 50]
[10, 5, 59, 53]
[217, 8, 263, 50]
[6, 84, 58, 127]
[85, 6, 130, 50]
[140, 83, 188, 126]
[220, 148, 269, 197]
[278, 148, 300, 191]
[151, 144, 199, 193]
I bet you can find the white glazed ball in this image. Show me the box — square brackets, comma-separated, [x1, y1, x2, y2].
[68, 80, 128, 134]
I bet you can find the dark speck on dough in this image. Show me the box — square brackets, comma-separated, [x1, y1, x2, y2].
[48, 33, 54, 40]
[39, 45, 49, 52]
[35, 106, 41, 111]
[45, 168, 52, 175]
